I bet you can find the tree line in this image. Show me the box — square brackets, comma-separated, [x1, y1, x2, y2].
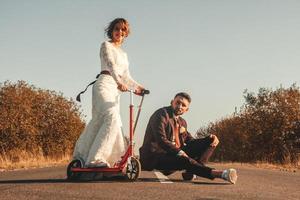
[0, 81, 84, 162]
[197, 84, 300, 165]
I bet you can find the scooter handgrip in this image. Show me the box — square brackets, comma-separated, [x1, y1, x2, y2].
[142, 89, 150, 95]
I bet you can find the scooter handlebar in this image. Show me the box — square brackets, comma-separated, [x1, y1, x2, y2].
[128, 89, 150, 96]
[141, 89, 150, 95]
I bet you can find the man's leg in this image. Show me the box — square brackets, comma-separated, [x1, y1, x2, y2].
[155, 154, 214, 180]
[155, 154, 237, 184]
[182, 136, 215, 164]
[180, 137, 238, 184]
[199, 146, 216, 163]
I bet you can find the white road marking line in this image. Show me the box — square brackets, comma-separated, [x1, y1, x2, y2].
[154, 171, 173, 183]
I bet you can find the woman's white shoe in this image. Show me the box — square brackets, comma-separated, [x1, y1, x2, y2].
[87, 161, 109, 168]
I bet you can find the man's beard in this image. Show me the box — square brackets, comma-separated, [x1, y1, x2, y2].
[173, 108, 182, 116]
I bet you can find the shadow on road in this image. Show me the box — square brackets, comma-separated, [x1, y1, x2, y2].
[0, 177, 229, 185]
[0, 179, 66, 184]
[138, 178, 229, 185]
[192, 181, 228, 185]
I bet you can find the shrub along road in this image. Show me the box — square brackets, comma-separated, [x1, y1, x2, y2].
[0, 163, 299, 200]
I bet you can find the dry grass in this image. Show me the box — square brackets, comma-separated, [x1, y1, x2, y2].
[1, 154, 299, 173]
[0, 151, 71, 171]
[215, 161, 299, 172]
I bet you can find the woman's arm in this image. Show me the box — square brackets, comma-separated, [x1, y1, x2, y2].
[123, 67, 144, 91]
[100, 42, 122, 84]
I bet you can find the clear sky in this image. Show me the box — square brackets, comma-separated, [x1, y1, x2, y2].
[1, 0, 300, 149]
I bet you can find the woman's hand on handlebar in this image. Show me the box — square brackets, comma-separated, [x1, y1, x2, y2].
[134, 85, 145, 96]
[117, 82, 128, 92]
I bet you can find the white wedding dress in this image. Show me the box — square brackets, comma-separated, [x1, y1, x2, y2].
[73, 41, 140, 167]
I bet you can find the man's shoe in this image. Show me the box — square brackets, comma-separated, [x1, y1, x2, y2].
[182, 171, 196, 181]
[222, 168, 237, 184]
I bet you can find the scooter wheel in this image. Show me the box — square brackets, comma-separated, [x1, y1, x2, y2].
[67, 159, 82, 180]
[125, 157, 141, 181]
[182, 171, 195, 181]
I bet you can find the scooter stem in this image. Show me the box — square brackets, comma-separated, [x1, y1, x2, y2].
[129, 90, 134, 156]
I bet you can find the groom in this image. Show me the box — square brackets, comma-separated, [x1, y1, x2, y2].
[139, 92, 237, 184]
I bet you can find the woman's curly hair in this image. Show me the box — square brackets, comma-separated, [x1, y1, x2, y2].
[105, 18, 130, 40]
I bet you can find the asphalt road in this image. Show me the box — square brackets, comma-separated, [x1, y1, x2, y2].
[0, 163, 299, 200]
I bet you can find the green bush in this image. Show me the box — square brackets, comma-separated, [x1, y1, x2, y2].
[0, 80, 85, 160]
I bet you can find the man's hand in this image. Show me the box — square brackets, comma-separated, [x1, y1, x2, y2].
[210, 134, 219, 147]
[117, 82, 128, 92]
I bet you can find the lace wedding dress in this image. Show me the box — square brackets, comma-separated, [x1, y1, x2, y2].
[73, 41, 140, 167]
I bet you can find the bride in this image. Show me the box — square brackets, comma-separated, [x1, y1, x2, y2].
[73, 18, 144, 167]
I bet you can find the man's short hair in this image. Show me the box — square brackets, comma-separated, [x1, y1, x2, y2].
[174, 92, 191, 103]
